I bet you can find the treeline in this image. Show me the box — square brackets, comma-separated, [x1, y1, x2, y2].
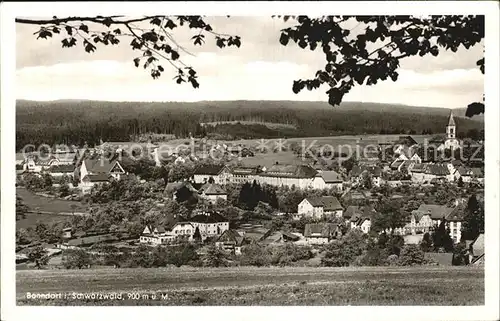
[16, 100, 483, 150]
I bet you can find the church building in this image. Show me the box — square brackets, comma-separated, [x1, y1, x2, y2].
[437, 111, 461, 151]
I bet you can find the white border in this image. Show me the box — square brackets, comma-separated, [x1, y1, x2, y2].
[1, 2, 499, 321]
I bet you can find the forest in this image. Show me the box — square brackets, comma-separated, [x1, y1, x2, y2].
[16, 100, 484, 150]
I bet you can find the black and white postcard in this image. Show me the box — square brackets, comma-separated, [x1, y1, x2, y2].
[1, 2, 499, 321]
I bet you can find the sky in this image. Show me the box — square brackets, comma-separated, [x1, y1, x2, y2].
[15, 16, 484, 108]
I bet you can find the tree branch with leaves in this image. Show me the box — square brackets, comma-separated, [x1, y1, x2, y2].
[16, 15, 484, 116]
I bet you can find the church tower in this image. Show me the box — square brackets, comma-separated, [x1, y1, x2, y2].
[446, 111, 456, 139]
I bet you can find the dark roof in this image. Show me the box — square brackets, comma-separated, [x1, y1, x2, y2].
[445, 206, 466, 222]
[199, 183, 226, 195]
[216, 229, 245, 245]
[413, 204, 455, 220]
[194, 164, 226, 175]
[318, 170, 342, 183]
[305, 196, 343, 211]
[190, 212, 228, 223]
[49, 164, 75, 173]
[470, 168, 484, 178]
[260, 164, 317, 178]
[350, 165, 365, 177]
[304, 223, 340, 238]
[82, 173, 111, 182]
[84, 158, 124, 174]
[349, 205, 377, 223]
[411, 163, 427, 173]
[455, 166, 472, 176]
[425, 164, 449, 176]
[231, 166, 260, 175]
[164, 181, 197, 194]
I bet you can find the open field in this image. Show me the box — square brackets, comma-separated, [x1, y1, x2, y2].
[17, 266, 483, 306]
[17, 188, 87, 214]
[16, 213, 72, 230]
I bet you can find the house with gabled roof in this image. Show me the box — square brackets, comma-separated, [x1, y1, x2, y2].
[193, 164, 231, 185]
[304, 223, 342, 244]
[80, 157, 126, 183]
[297, 196, 343, 220]
[80, 173, 112, 194]
[258, 164, 318, 189]
[311, 170, 344, 191]
[139, 225, 176, 246]
[184, 211, 229, 241]
[344, 205, 377, 234]
[229, 165, 261, 184]
[48, 164, 76, 178]
[215, 229, 248, 255]
[412, 204, 455, 228]
[198, 183, 227, 204]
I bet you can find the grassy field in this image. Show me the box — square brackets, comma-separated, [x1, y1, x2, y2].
[16, 213, 73, 230]
[16, 266, 483, 306]
[17, 188, 87, 214]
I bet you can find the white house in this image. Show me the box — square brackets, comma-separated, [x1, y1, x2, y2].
[229, 166, 261, 184]
[193, 164, 232, 185]
[188, 212, 230, 241]
[198, 183, 228, 204]
[139, 225, 176, 246]
[311, 170, 344, 191]
[258, 164, 318, 189]
[297, 196, 343, 220]
[80, 157, 126, 183]
[343, 205, 377, 234]
[80, 173, 111, 194]
[304, 223, 341, 245]
[171, 222, 196, 242]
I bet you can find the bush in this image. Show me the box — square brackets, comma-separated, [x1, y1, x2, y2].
[398, 245, 426, 266]
[26, 246, 49, 269]
[167, 244, 200, 267]
[62, 248, 93, 269]
[269, 243, 314, 266]
[203, 245, 228, 267]
[321, 230, 367, 267]
[240, 243, 271, 267]
[386, 254, 399, 266]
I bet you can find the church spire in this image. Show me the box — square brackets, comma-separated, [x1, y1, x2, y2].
[447, 111, 456, 127]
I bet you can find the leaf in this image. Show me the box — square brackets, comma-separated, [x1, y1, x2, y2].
[465, 102, 484, 118]
[233, 37, 241, 48]
[190, 78, 200, 89]
[171, 50, 180, 60]
[279, 33, 289, 46]
[165, 19, 177, 30]
[188, 68, 196, 77]
[79, 24, 89, 34]
[158, 65, 164, 72]
[65, 26, 73, 36]
[52, 27, 60, 34]
[298, 40, 307, 49]
[133, 58, 140, 67]
[37, 30, 52, 39]
[113, 28, 121, 35]
[84, 41, 96, 53]
[216, 37, 226, 48]
[150, 17, 162, 26]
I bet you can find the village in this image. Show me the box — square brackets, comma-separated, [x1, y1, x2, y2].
[15, 111, 485, 268]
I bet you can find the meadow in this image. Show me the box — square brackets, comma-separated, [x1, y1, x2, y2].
[17, 266, 483, 306]
[16, 188, 87, 214]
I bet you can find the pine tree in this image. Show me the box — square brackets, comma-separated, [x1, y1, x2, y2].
[432, 220, 454, 252]
[461, 195, 484, 241]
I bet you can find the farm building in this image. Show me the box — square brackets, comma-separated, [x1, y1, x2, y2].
[192, 164, 232, 185]
[198, 183, 228, 204]
[304, 223, 342, 245]
[310, 170, 344, 191]
[139, 225, 176, 246]
[297, 196, 343, 220]
[215, 229, 248, 255]
[79, 157, 126, 183]
[80, 173, 112, 194]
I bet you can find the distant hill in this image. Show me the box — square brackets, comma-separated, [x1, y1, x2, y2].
[16, 99, 484, 149]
